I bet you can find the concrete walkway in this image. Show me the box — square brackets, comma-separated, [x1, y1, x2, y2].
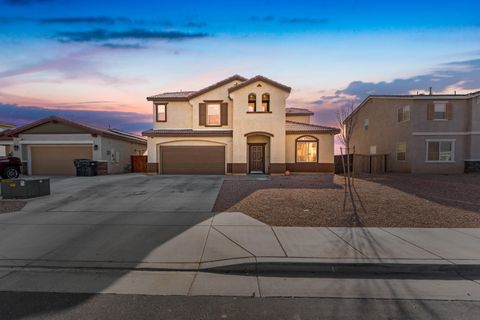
[1, 211, 480, 272]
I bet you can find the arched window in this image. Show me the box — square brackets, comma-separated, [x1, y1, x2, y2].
[261, 93, 270, 112]
[296, 136, 318, 162]
[248, 93, 256, 112]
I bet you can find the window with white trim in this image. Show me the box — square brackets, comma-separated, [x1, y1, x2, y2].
[369, 145, 377, 155]
[433, 103, 447, 120]
[398, 105, 410, 122]
[427, 140, 454, 162]
[396, 142, 406, 161]
[364, 118, 369, 130]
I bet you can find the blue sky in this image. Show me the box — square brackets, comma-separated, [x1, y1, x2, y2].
[1, 0, 480, 134]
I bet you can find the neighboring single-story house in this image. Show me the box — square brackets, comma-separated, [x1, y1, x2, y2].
[143, 75, 340, 174]
[7, 116, 147, 176]
[0, 122, 16, 157]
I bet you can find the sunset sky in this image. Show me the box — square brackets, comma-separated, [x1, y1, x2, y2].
[1, 0, 480, 137]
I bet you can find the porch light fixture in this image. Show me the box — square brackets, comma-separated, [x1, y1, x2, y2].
[93, 144, 99, 151]
[13, 145, 19, 151]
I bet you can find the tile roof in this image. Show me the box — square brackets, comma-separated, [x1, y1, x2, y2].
[285, 107, 314, 115]
[147, 75, 247, 101]
[147, 91, 196, 100]
[143, 122, 339, 136]
[228, 75, 291, 93]
[142, 129, 233, 137]
[344, 90, 480, 123]
[9, 116, 146, 144]
[0, 122, 16, 128]
[285, 120, 340, 134]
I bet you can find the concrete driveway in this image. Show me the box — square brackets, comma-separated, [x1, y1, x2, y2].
[21, 174, 224, 213]
[0, 174, 224, 267]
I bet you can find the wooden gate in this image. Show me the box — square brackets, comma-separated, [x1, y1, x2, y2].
[131, 155, 147, 173]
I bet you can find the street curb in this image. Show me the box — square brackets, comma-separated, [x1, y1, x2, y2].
[2, 261, 480, 276]
[204, 262, 480, 275]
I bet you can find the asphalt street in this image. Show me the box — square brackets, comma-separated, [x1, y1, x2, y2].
[1, 291, 480, 320]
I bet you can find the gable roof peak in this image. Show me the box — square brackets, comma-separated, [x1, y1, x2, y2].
[228, 75, 292, 93]
[147, 74, 247, 101]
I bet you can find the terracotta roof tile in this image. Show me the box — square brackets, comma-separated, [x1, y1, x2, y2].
[285, 120, 339, 134]
[147, 75, 247, 101]
[228, 75, 291, 93]
[9, 116, 146, 144]
[142, 129, 233, 137]
[286, 107, 314, 115]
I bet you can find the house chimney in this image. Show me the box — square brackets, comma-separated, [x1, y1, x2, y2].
[429, 87, 432, 95]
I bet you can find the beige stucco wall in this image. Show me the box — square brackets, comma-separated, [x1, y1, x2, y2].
[152, 101, 192, 130]
[286, 133, 335, 163]
[286, 115, 310, 124]
[99, 136, 146, 174]
[229, 81, 289, 164]
[190, 80, 241, 130]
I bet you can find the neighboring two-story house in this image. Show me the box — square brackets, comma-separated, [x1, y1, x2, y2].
[346, 91, 480, 173]
[143, 75, 339, 175]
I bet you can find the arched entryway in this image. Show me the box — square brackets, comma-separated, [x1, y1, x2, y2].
[244, 132, 273, 174]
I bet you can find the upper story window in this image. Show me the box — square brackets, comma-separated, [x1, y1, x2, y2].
[433, 103, 447, 120]
[248, 93, 256, 112]
[398, 105, 410, 122]
[261, 93, 270, 112]
[296, 136, 318, 162]
[207, 104, 221, 126]
[156, 104, 167, 122]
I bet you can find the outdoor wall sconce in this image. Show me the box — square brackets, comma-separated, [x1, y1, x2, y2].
[13, 145, 19, 151]
[93, 144, 99, 151]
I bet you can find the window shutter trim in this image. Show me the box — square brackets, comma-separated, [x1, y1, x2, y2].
[446, 103, 453, 120]
[199, 103, 206, 126]
[221, 102, 228, 125]
[427, 103, 434, 120]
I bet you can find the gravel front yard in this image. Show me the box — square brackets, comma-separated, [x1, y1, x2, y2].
[0, 200, 26, 214]
[212, 174, 480, 227]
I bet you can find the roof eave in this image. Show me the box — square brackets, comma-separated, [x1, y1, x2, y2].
[146, 97, 190, 102]
[286, 129, 340, 135]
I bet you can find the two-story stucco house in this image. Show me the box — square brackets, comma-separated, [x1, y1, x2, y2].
[346, 91, 480, 174]
[143, 75, 339, 175]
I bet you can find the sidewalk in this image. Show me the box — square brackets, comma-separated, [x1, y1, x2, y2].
[1, 212, 480, 273]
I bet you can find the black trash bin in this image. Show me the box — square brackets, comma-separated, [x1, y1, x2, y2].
[74, 159, 97, 176]
[86, 161, 98, 176]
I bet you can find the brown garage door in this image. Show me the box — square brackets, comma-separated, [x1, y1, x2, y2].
[31, 145, 93, 176]
[161, 146, 225, 174]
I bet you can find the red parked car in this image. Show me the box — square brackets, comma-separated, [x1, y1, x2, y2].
[0, 156, 21, 179]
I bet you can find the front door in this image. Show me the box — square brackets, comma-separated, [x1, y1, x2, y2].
[249, 144, 265, 173]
